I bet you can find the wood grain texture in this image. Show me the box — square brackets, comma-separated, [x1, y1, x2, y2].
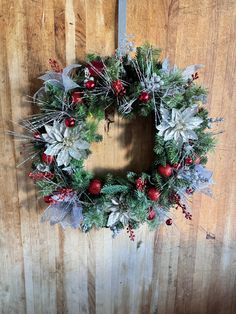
[0, 0, 235, 313]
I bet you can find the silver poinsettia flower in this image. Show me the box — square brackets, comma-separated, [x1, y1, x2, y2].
[105, 195, 131, 227]
[157, 105, 203, 145]
[42, 120, 90, 166]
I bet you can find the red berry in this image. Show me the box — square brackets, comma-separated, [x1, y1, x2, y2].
[42, 153, 55, 164]
[147, 207, 156, 220]
[65, 117, 76, 128]
[135, 178, 145, 191]
[157, 164, 172, 177]
[138, 91, 150, 103]
[85, 80, 95, 90]
[186, 187, 194, 195]
[43, 195, 54, 204]
[172, 163, 181, 170]
[185, 157, 193, 165]
[166, 218, 173, 226]
[147, 187, 161, 201]
[71, 91, 83, 104]
[88, 179, 102, 195]
[87, 60, 104, 77]
[170, 192, 180, 203]
[33, 131, 41, 139]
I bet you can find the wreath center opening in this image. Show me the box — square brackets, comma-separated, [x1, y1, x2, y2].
[85, 112, 155, 176]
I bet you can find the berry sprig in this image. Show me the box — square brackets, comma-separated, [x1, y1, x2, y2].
[127, 224, 135, 241]
[49, 58, 62, 73]
[170, 192, 192, 220]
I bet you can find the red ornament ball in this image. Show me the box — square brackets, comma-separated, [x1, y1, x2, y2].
[87, 60, 104, 77]
[88, 179, 102, 195]
[147, 187, 161, 202]
[33, 131, 41, 140]
[43, 195, 54, 204]
[65, 117, 76, 128]
[85, 80, 95, 90]
[157, 164, 172, 177]
[185, 157, 193, 165]
[135, 177, 145, 191]
[42, 152, 55, 164]
[71, 91, 83, 104]
[147, 207, 156, 220]
[138, 91, 150, 103]
[166, 218, 173, 226]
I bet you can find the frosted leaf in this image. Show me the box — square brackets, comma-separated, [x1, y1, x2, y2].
[74, 140, 90, 150]
[68, 148, 82, 161]
[44, 143, 63, 156]
[107, 212, 121, 227]
[57, 149, 70, 166]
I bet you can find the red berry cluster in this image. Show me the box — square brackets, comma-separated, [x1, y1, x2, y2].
[112, 80, 126, 97]
[29, 171, 54, 181]
[42, 153, 55, 164]
[49, 58, 62, 73]
[127, 224, 135, 241]
[55, 188, 74, 201]
[135, 177, 146, 191]
[170, 192, 192, 220]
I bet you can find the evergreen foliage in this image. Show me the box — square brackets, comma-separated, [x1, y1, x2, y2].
[17, 43, 221, 237]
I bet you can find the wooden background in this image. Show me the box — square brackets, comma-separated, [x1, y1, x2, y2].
[0, 0, 236, 313]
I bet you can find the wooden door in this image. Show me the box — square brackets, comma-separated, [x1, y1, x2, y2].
[0, 0, 236, 313]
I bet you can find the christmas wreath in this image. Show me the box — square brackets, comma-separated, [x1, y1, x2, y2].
[13, 43, 222, 240]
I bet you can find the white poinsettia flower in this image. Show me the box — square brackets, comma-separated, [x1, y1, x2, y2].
[105, 196, 131, 227]
[42, 120, 90, 167]
[157, 105, 203, 145]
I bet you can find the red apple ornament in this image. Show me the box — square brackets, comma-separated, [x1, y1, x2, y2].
[157, 164, 172, 177]
[147, 187, 161, 201]
[88, 179, 102, 195]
